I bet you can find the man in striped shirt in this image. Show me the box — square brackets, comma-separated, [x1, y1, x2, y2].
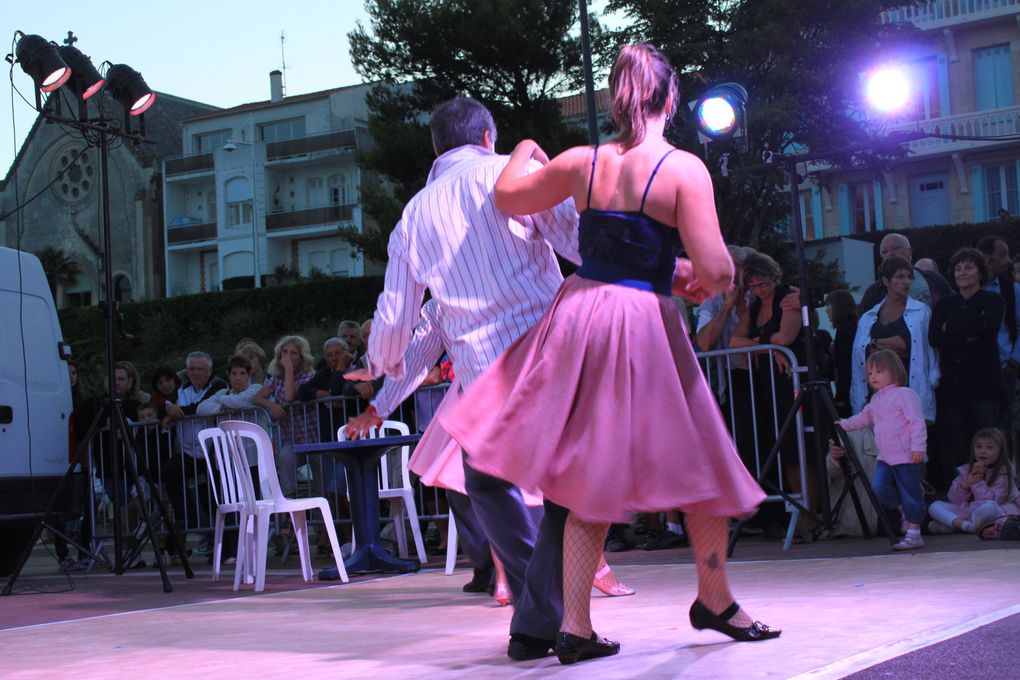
[364, 96, 579, 661]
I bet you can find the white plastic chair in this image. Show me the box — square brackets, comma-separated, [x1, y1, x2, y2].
[219, 420, 349, 590]
[197, 427, 262, 585]
[338, 420, 428, 564]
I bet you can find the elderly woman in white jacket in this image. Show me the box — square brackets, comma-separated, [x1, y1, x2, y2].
[850, 257, 939, 421]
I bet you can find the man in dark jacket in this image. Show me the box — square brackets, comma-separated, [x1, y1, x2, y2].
[858, 234, 951, 313]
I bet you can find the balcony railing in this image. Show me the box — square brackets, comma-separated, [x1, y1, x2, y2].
[167, 221, 216, 245]
[165, 153, 214, 176]
[266, 129, 359, 161]
[881, 0, 1018, 28]
[887, 106, 1020, 155]
[265, 203, 355, 232]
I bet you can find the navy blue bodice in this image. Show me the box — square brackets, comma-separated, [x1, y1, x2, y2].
[576, 210, 681, 295]
[574, 146, 681, 296]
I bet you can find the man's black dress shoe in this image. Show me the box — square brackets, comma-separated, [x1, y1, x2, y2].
[507, 633, 555, 661]
[462, 566, 492, 593]
[555, 631, 621, 664]
[689, 600, 781, 641]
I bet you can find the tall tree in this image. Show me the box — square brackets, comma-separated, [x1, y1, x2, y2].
[35, 246, 81, 300]
[343, 0, 592, 262]
[602, 0, 920, 252]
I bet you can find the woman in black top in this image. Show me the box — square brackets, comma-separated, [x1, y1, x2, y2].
[824, 289, 858, 417]
[929, 248, 1005, 485]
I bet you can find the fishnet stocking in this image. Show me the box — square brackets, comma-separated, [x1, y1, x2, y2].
[685, 513, 752, 628]
[561, 513, 609, 637]
[593, 554, 616, 586]
[491, 549, 510, 606]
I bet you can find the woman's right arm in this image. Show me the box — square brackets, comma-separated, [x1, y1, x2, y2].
[671, 153, 732, 295]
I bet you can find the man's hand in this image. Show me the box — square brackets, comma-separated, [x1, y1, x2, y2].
[164, 403, 184, 420]
[345, 407, 383, 440]
[267, 403, 286, 421]
[779, 285, 801, 312]
[353, 382, 375, 399]
[344, 368, 374, 382]
[910, 451, 925, 464]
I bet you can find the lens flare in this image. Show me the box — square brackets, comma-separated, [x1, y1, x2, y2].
[866, 67, 911, 113]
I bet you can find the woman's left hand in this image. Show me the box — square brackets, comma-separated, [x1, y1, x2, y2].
[774, 353, 792, 376]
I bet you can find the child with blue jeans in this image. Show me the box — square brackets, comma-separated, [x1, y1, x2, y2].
[836, 350, 927, 550]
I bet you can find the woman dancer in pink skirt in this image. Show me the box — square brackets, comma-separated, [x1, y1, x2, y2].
[442, 43, 780, 664]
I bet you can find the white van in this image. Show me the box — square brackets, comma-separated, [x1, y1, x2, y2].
[0, 246, 73, 574]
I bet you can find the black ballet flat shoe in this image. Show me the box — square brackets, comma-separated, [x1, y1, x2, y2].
[507, 633, 555, 661]
[555, 631, 621, 665]
[689, 600, 781, 642]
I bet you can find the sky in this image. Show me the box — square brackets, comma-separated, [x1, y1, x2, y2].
[2, 1, 374, 175]
[3, 1, 621, 177]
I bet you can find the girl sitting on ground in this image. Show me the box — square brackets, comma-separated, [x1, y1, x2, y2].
[835, 350, 927, 551]
[928, 428, 1020, 534]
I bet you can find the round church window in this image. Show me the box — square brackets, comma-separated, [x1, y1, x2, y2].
[51, 144, 96, 205]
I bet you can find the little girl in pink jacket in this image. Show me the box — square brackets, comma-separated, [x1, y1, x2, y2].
[837, 351, 927, 551]
[929, 427, 1020, 534]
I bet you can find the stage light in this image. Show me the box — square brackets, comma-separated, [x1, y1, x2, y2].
[57, 46, 105, 100]
[105, 64, 155, 116]
[865, 67, 911, 113]
[15, 33, 70, 93]
[692, 83, 748, 144]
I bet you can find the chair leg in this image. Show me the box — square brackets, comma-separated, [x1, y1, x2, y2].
[392, 501, 409, 559]
[445, 511, 458, 576]
[213, 511, 225, 582]
[234, 512, 250, 591]
[255, 510, 271, 592]
[292, 511, 312, 582]
[401, 492, 428, 565]
[317, 500, 349, 584]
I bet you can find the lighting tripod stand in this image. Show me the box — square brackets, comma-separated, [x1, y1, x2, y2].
[727, 151, 899, 556]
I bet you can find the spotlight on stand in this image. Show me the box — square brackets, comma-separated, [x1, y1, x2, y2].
[58, 46, 105, 100]
[865, 66, 911, 114]
[58, 45, 105, 120]
[105, 64, 155, 134]
[14, 33, 71, 110]
[692, 82, 749, 148]
[106, 64, 155, 115]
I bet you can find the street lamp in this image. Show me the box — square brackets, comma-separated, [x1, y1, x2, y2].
[223, 138, 261, 288]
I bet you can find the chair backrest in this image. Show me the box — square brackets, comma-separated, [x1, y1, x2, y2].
[220, 420, 284, 501]
[197, 427, 236, 507]
[337, 419, 412, 491]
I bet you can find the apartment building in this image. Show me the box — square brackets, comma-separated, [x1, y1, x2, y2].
[800, 0, 1020, 241]
[163, 73, 376, 295]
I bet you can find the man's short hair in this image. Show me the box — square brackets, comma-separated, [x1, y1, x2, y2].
[430, 96, 497, 155]
[186, 351, 213, 370]
[337, 320, 360, 335]
[976, 234, 1005, 255]
[323, 337, 352, 352]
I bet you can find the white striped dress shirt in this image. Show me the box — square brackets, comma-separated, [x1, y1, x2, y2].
[372, 300, 447, 417]
[367, 144, 579, 388]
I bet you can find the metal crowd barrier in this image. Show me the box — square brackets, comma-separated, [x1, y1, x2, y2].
[695, 344, 811, 549]
[74, 356, 807, 556]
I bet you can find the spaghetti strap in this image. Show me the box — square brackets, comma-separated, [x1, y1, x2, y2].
[639, 149, 677, 213]
[586, 146, 599, 209]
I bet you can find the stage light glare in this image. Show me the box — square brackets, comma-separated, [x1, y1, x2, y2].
[698, 97, 738, 135]
[16, 34, 70, 93]
[866, 67, 910, 113]
[692, 83, 748, 142]
[57, 46, 105, 100]
[106, 64, 156, 116]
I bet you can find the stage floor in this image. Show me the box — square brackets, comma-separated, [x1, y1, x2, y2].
[3, 545, 1018, 679]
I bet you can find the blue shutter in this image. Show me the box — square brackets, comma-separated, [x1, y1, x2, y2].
[937, 55, 950, 117]
[975, 44, 1014, 110]
[873, 180, 884, 231]
[972, 165, 987, 222]
[838, 183, 851, 235]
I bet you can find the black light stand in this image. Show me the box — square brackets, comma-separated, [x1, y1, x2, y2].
[727, 151, 899, 555]
[2, 110, 193, 595]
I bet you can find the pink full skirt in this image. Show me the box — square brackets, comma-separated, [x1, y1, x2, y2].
[440, 274, 766, 524]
